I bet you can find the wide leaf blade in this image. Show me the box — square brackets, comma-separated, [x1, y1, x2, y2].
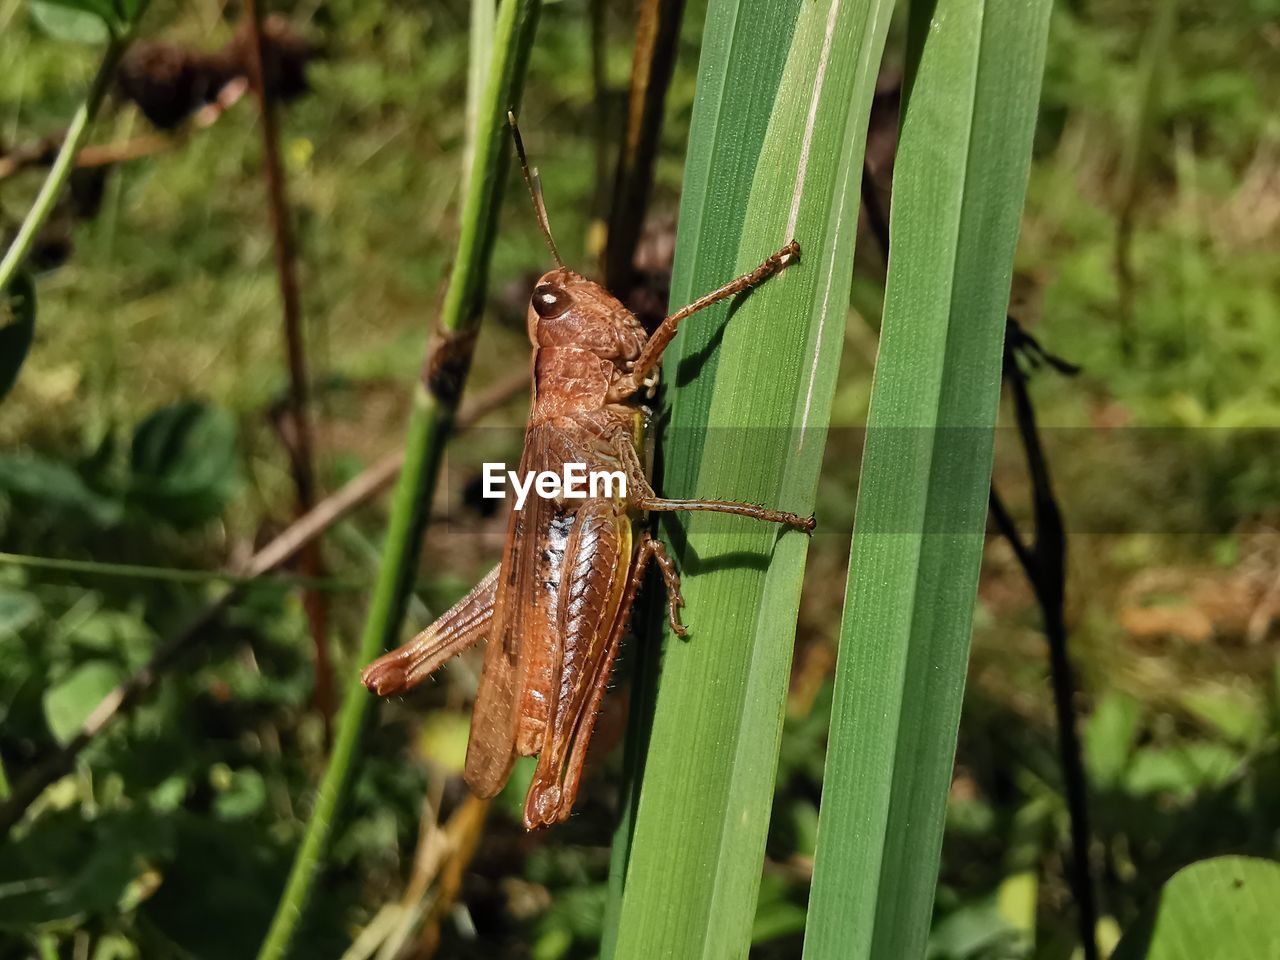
[803, 0, 1054, 956]
[609, 0, 894, 954]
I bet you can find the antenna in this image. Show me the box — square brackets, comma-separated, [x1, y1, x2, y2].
[508, 111, 565, 269]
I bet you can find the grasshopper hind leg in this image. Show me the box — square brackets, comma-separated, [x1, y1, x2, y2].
[361, 565, 499, 696]
[527, 530, 671, 827]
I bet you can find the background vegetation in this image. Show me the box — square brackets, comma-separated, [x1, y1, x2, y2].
[1, 0, 1277, 956]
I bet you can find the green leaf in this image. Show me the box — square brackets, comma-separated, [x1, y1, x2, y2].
[87, 933, 137, 960]
[26, 0, 112, 42]
[69, 609, 156, 667]
[213, 768, 268, 821]
[1180, 687, 1265, 748]
[1111, 857, 1280, 960]
[113, 0, 147, 26]
[0, 587, 42, 638]
[0, 810, 171, 929]
[0, 274, 36, 402]
[128, 401, 241, 526]
[43, 660, 126, 745]
[25, 0, 147, 36]
[608, 0, 894, 954]
[925, 894, 1027, 960]
[1084, 691, 1143, 790]
[26, 0, 110, 41]
[802, 0, 1054, 956]
[1123, 742, 1241, 799]
[0, 453, 125, 527]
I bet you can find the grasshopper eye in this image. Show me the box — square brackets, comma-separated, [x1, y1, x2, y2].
[532, 283, 571, 319]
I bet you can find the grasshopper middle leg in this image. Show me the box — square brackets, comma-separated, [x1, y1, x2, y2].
[638, 496, 815, 534]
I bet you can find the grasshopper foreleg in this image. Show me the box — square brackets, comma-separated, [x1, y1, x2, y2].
[607, 240, 800, 401]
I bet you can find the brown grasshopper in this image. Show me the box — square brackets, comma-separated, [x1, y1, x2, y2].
[362, 114, 811, 829]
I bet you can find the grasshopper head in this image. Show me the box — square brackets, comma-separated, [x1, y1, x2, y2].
[527, 268, 648, 369]
[507, 115, 648, 373]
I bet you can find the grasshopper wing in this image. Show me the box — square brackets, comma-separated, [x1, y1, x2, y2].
[463, 422, 565, 796]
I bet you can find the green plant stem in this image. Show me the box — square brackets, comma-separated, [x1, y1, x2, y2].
[253, 1, 540, 955]
[0, 551, 358, 590]
[464, 0, 496, 185]
[0, 34, 128, 295]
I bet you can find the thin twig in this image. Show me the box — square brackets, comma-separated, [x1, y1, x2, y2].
[414, 796, 491, 958]
[986, 488, 1034, 576]
[601, 0, 687, 291]
[0, 370, 528, 839]
[0, 134, 68, 181]
[256, 368, 528, 567]
[0, 80, 248, 182]
[243, 0, 331, 729]
[1001, 334, 1099, 960]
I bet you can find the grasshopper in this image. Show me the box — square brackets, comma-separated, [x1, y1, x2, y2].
[363, 114, 811, 829]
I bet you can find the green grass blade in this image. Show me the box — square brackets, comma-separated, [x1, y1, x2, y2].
[608, 0, 894, 955]
[802, 0, 1054, 957]
[601, 5, 806, 945]
[254, 1, 540, 955]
